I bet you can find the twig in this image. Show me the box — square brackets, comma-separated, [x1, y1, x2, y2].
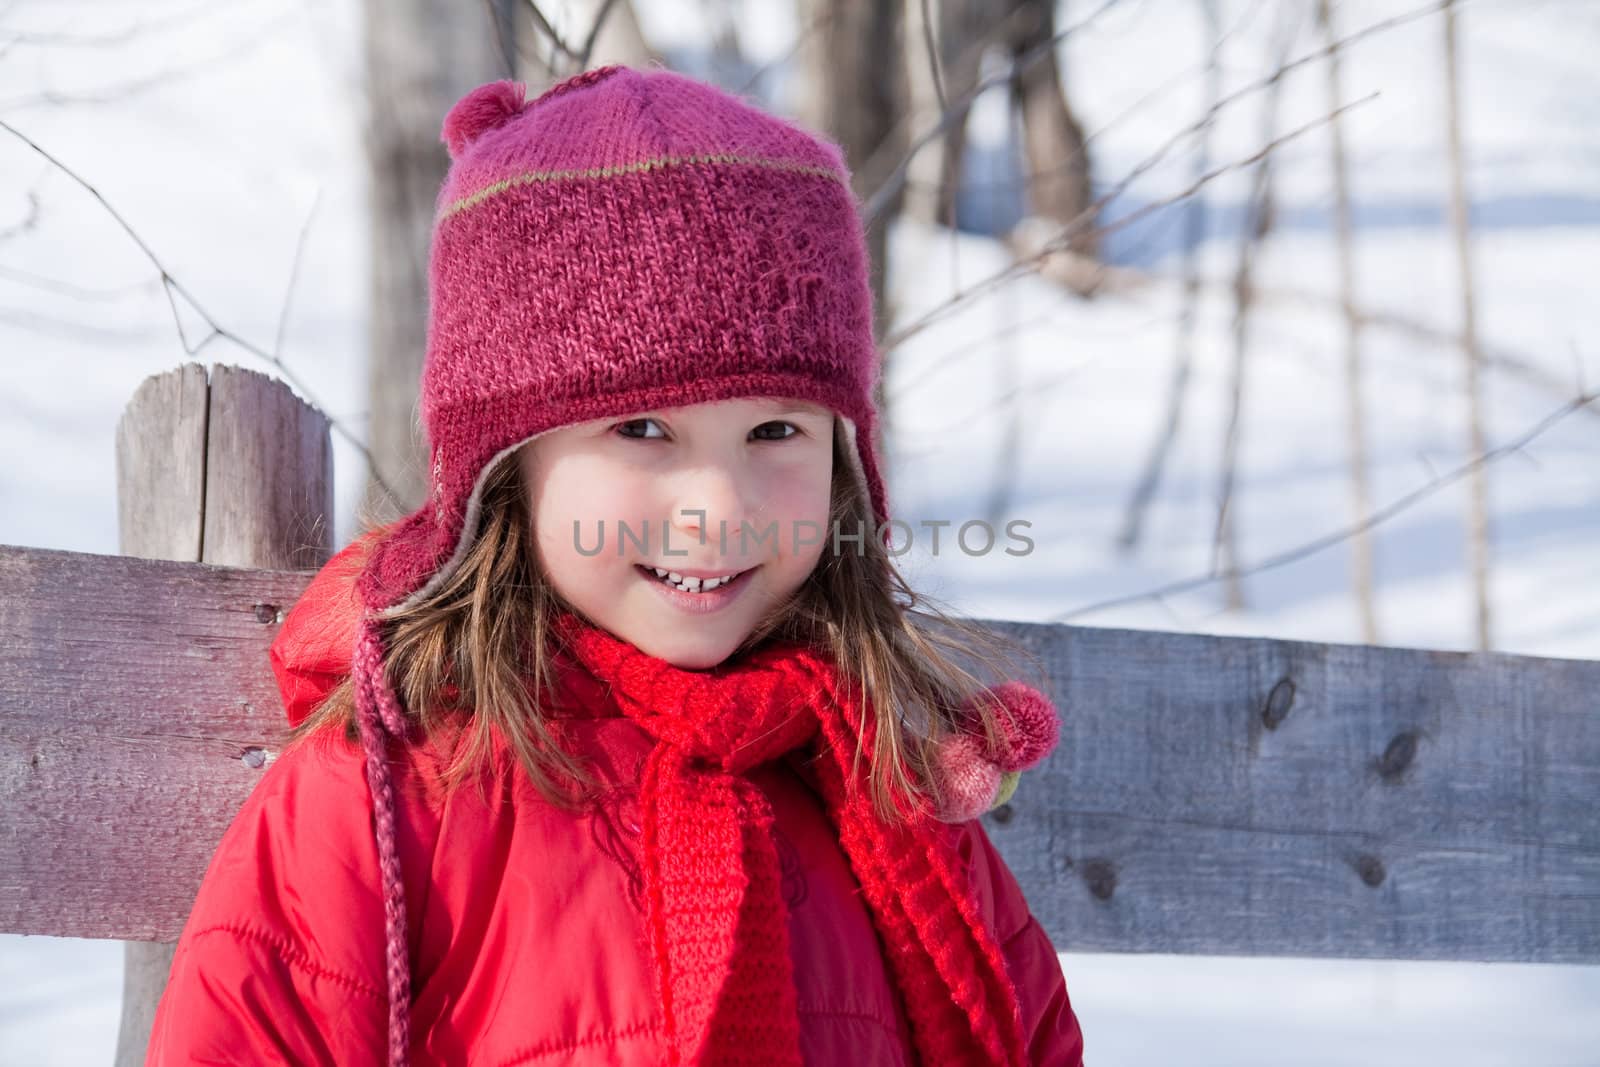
[523, 1, 579, 65]
[861, 0, 1123, 224]
[880, 0, 1457, 352]
[919, 0, 947, 114]
[0, 0, 214, 48]
[577, 0, 622, 71]
[0, 117, 405, 511]
[1051, 389, 1600, 623]
[0, 9, 298, 112]
[0, 262, 160, 301]
[739, 10, 830, 97]
[273, 188, 321, 374]
[883, 90, 1377, 354]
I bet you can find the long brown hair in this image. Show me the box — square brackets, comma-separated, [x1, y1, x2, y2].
[288, 418, 1047, 826]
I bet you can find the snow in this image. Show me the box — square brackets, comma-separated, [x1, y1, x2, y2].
[2, 0, 1596, 1063]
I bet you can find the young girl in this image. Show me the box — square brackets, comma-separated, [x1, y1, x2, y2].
[146, 64, 1086, 1066]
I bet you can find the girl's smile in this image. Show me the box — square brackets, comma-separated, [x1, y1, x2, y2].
[519, 395, 834, 668]
[634, 562, 760, 613]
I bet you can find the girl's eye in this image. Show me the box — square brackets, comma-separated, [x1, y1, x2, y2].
[615, 418, 665, 440]
[752, 421, 798, 442]
[614, 419, 800, 441]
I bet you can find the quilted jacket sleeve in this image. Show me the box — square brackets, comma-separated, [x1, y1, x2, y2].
[956, 818, 1087, 1067]
[144, 734, 399, 1065]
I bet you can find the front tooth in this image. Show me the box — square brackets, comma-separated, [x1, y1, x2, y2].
[702, 576, 725, 591]
[667, 572, 683, 583]
[681, 577, 702, 591]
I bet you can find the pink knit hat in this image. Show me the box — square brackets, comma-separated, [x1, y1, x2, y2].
[347, 64, 894, 1065]
[357, 63, 891, 621]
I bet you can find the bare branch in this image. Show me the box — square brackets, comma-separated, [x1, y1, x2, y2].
[1117, 0, 1226, 555]
[919, 0, 947, 114]
[0, 0, 213, 48]
[272, 189, 321, 375]
[883, 89, 1378, 354]
[0, 9, 298, 112]
[861, 0, 1123, 224]
[577, 0, 623, 71]
[1051, 388, 1600, 623]
[1212, 0, 1303, 607]
[0, 263, 160, 301]
[0, 187, 40, 240]
[523, 1, 579, 64]
[879, 0, 1455, 350]
[739, 10, 830, 96]
[0, 117, 405, 511]
[0, 306, 164, 341]
[1076, 265, 1600, 424]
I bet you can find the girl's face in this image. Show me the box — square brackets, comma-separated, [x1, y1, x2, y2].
[519, 396, 836, 669]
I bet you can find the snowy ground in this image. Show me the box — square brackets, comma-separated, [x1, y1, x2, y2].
[2, 0, 1597, 1064]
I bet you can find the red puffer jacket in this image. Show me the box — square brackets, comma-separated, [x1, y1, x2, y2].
[146, 540, 1087, 1065]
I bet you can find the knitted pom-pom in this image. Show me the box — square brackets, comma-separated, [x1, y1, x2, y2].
[972, 681, 1060, 773]
[929, 734, 1003, 823]
[441, 79, 527, 159]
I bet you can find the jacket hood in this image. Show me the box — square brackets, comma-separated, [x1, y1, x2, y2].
[269, 535, 374, 728]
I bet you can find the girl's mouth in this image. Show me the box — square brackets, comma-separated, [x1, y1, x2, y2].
[634, 564, 755, 595]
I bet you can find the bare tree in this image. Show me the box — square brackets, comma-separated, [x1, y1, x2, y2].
[1008, 0, 1096, 270]
[796, 0, 908, 458]
[1213, 5, 1301, 611]
[906, 0, 1098, 293]
[1317, 0, 1379, 642]
[1118, 0, 1224, 554]
[361, 0, 523, 523]
[1443, 0, 1493, 650]
[925, 0, 989, 231]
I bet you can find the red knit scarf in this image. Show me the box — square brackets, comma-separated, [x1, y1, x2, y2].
[550, 609, 1030, 1066]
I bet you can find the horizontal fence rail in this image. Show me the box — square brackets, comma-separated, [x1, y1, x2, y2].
[2, 541, 1597, 963]
[1, 544, 309, 942]
[983, 617, 1600, 964]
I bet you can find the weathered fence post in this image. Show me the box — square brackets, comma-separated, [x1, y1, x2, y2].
[111, 362, 332, 1066]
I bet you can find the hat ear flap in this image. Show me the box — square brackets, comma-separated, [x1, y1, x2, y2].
[441, 80, 527, 160]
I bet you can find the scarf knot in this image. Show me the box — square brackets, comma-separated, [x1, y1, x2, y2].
[557, 611, 834, 774]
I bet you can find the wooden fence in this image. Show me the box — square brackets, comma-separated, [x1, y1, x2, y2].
[1, 362, 1596, 1062]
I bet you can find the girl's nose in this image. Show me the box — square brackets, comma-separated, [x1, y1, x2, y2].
[667, 466, 754, 544]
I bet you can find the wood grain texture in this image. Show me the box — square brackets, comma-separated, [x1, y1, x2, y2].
[114, 363, 207, 563]
[0, 544, 311, 940]
[201, 364, 335, 572]
[976, 619, 1600, 964]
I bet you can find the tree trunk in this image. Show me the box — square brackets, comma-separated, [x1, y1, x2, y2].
[1443, 0, 1492, 650]
[796, 0, 908, 456]
[360, 0, 519, 524]
[1118, 0, 1222, 554]
[1005, 0, 1096, 269]
[1214, 5, 1300, 610]
[1318, 0, 1379, 642]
